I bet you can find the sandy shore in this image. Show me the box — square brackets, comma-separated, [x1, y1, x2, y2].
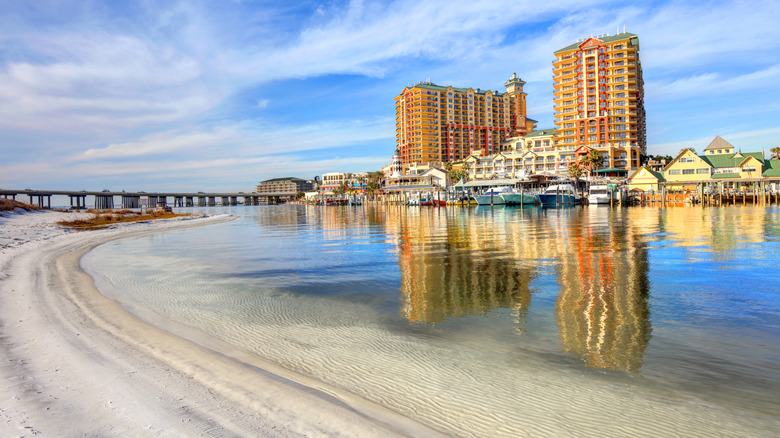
[0, 210, 441, 437]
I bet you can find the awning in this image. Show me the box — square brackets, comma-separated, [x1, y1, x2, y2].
[595, 167, 629, 173]
[711, 173, 740, 179]
[461, 178, 520, 187]
[380, 184, 439, 192]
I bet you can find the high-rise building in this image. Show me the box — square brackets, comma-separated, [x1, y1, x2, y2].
[553, 32, 646, 172]
[394, 74, 536, 167]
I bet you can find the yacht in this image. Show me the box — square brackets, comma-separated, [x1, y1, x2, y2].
[587, 185, 612, 205]
[475, 186, 510, 205]
[500, 190, 537, 206]
[537, 184, 580, 206]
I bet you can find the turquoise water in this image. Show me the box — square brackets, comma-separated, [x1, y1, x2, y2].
[83, 205, 780, 436]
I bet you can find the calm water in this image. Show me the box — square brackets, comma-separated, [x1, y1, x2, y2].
[83, 205, 780, 437]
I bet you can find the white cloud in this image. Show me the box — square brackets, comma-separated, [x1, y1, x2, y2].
[648, 64, 780, 101]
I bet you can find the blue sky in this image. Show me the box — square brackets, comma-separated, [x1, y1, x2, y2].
[1, 0, 778, 192]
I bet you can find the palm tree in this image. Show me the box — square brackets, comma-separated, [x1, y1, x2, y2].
[568, 163, 583, 196]
[579, 150, 604, 180]
[449, 169, 468, 184]
[771, 146, 780, 160]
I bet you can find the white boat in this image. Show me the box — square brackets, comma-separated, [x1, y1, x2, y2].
[500, 190, 537, 205]
[587, 185, 612, 205]
[537, 184, 580, 206]
[475, 186, 510, 205]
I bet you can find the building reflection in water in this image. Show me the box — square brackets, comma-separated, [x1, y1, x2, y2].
[393, 206, 652, 372]
[394, 208, 535, 324]
[280, 204, 653, 372]
[554, 208, 652, 372]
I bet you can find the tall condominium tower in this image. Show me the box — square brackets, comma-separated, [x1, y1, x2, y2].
[394, 74, 536, 166]
[553, 32, 646, 171]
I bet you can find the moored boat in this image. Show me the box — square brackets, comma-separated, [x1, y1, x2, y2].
[500, 191, 537, 206]
[587, 185, 612, 205]
[537, 184, 580, 206]
[475, 187, 510, 205]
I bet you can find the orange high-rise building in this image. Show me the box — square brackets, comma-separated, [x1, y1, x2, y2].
[553, 32, 646, 172]
[394, 74, 536, 167]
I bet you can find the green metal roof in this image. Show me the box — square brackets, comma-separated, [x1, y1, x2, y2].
[261, 177, 307, 183]
[711, 173, 740, 179]
[523, 128, 556, 138]
[554, 32, 638, 54]
[699, 152, 764, 168]
[411, 82, 508, 97]
[763, 160, 780, 177]
[648, 169, 665, 180]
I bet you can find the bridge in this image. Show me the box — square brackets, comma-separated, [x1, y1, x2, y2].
[0, 189, 295, 209]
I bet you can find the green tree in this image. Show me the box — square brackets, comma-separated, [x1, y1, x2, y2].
[770, 146, 780, 160]
[568, 162, 583, 180]
[367, 181, 380, 194]
[449, 168, 468, 184]
[568, 163, 583, 196]
[295, 191, 305, 200]
[356, 175, 367, 192]
[579, 150, 604, 179]
[368, 170, 384, 185]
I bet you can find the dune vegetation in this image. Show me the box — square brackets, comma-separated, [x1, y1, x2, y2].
[57, 209, 194, 230]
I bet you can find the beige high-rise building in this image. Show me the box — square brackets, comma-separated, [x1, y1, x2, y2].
[394, 74, 536, 167]
[553, 32, 646, 173]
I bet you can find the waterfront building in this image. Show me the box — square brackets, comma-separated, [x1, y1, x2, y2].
[464, 128, 576, 180]
[380, 167, 449, 202]
[647, 159, 667, 172]
[394, 74, 537, 167]
[256, 177, 314, 195]
[320, 172, 352, 194]
[553, 32, 646, 175]
[625, 166, 664, 193]
[630, 136, 780, 193]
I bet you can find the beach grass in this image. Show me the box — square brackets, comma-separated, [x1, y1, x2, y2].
[57, 210, 194, 230]
[0, 199, 41, 212]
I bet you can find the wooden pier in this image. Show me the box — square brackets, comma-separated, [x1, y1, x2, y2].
[630, 181, 780, 206]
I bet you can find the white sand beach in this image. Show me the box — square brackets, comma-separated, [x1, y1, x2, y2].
[0, 210, 440, 437]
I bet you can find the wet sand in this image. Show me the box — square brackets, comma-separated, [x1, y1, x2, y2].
[0, 210, 440, 437]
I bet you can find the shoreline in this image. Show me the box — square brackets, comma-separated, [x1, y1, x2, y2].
[0, 210, 441, 437]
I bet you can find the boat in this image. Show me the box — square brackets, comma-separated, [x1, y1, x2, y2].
[500, 190, 537, 206]
[587, 185, 612, 205]
[474, 186, 510, 205]
[537, 184, 580, 206]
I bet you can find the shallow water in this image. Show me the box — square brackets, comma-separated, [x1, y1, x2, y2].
[83, 204, 780, 437]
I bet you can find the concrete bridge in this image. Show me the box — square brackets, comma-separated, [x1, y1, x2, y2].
[0, 189, 295, 209]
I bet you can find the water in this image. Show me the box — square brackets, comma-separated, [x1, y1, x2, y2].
[82, 205, 780, 436]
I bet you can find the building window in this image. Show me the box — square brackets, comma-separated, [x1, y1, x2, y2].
[696, 168, 710, 174]
[682, 169, 695, 175]
[669, 169, 681, 175]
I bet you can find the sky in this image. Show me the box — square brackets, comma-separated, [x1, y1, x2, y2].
[1, 0, 779, 192]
